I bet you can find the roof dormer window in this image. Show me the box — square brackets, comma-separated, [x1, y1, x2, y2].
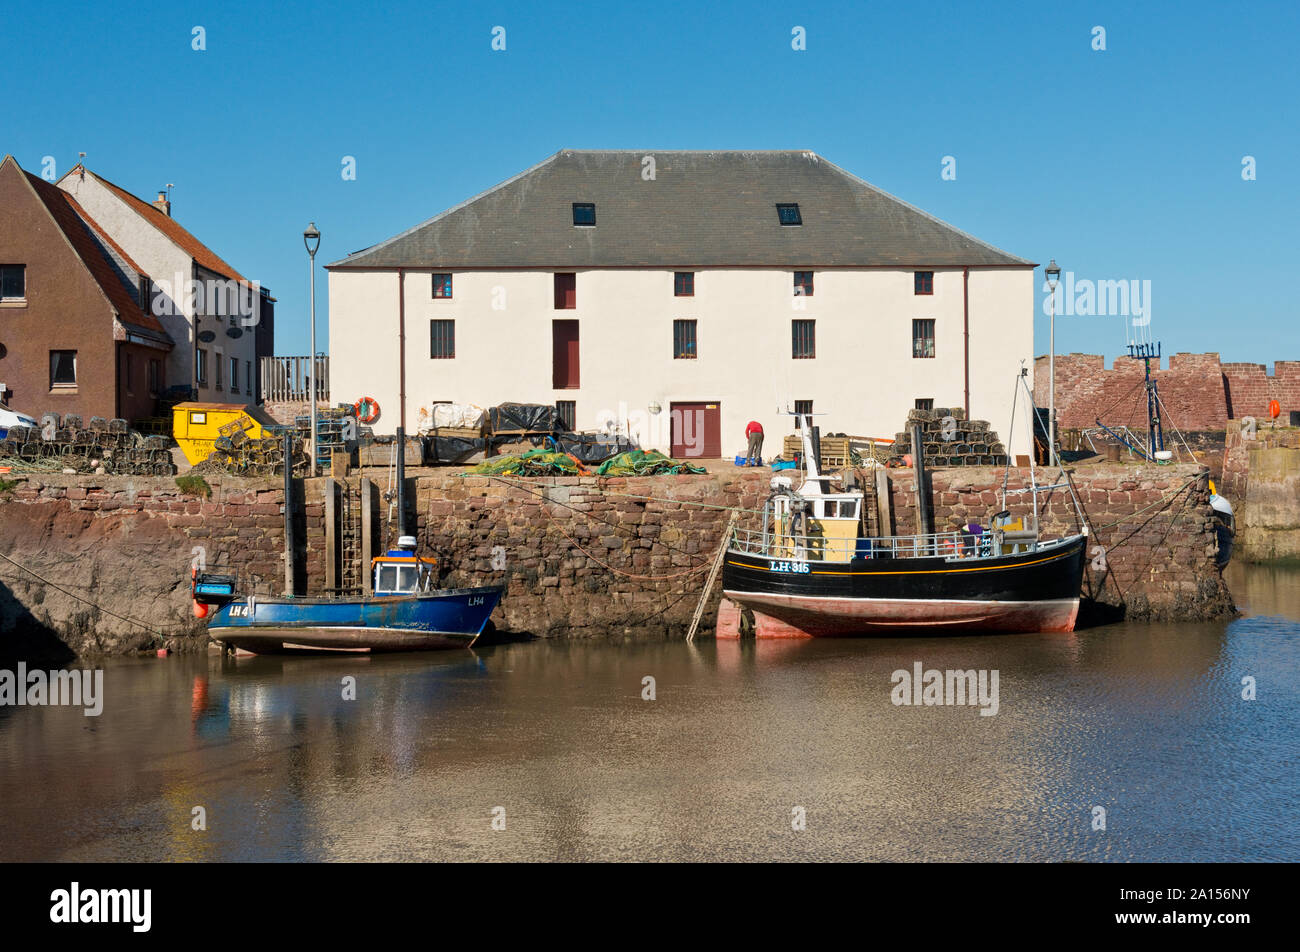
[777, 203, 802, 226]
[572, 203, 596, 227]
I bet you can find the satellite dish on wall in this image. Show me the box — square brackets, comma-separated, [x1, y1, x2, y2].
[197, 330, 216, 343]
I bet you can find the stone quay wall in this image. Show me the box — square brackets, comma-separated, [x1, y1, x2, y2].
[0, 463, 1232, 661]
[1034, 352, 1300, 432]
[0, 475, 326, 662]
[1222, 421, 1300, 561]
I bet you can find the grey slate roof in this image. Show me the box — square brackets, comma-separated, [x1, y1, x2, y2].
[326, 150, 1033, 270]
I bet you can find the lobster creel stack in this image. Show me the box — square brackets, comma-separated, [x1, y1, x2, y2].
[886, 408, 1008, 467]
[0, 415, 175, 475]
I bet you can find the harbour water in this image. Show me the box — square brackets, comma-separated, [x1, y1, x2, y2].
[2, 560, 1297, 862]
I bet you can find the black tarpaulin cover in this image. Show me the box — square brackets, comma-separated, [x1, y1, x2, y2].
[428, 435, 486, 463]
[488, 403, 564, 433]
[554, 433, 637, 463]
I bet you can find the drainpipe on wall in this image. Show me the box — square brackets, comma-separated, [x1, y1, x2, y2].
[962, 267, 971, 419]
[397, 268, 406, 432]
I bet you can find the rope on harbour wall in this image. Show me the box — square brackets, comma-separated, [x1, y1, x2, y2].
[1091, 475, 1201, 533]
[0, 550, 167, 638]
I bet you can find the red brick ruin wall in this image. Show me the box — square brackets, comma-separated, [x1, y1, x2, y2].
[1035, 353, 1300, 431]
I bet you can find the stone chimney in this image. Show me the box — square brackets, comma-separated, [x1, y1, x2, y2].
[152, 190, 171, 217]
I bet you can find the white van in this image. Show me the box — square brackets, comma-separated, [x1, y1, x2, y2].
[0, 402, 39, 440]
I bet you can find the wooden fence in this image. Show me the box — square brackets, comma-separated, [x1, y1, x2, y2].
[261, 356, 329, 404]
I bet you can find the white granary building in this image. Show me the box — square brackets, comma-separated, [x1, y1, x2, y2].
[327, 150, 1034, 458]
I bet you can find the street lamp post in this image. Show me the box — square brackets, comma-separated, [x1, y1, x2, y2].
[1045, 258, 1061, 468]
[303, 222, 321, 476]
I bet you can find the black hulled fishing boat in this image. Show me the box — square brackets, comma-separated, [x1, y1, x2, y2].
[719, 410, 1088, 638]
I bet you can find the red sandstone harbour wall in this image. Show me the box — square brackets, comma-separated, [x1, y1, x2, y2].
[1034, 352, 1300, 431]
[0, 463, 1232, 660]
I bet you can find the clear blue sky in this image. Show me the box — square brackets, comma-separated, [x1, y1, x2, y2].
[3, 0, 1296, 364]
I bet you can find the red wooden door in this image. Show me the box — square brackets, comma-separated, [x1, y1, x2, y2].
[670, 402, 721, 458]
[552, 320, 579, 389]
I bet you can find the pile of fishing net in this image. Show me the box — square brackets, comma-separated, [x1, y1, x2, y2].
[594, 450, 707, 476]
[464, 449, 588, 476]
[463, 448, 707, 477]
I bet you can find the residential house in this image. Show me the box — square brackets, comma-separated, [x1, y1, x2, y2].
[57, 165, 274, 405]
[0, 155, 172, 421]
[326, 150, 1035, 456]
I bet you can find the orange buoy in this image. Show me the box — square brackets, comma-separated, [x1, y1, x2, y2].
[192, 600, 210, 619]
[354, 396, 381, 424]
[1269, 399, 1281, 419]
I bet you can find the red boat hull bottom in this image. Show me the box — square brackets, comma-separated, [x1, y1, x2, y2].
[721, 592, 1080, 638]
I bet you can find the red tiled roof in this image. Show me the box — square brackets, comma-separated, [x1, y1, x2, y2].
[23, 169, 171, 341]
[85, 168, 251, 285]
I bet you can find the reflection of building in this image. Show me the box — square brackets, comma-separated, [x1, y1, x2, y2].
[0, 155, 172, 421]
[57, 164, 274, 405]
[328, 150, 1034, 456]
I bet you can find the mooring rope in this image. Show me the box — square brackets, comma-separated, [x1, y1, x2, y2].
[0, 550, 167, 638]
[1091, 475, 1201, 532]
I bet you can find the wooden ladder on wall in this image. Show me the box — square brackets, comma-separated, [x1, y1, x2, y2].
[686, 509, 740, 643]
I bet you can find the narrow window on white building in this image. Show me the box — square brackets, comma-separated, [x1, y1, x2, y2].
[196, 349, 208, 386]
[792, 320, 815, 359]
[674, 272, 694, 296]
[912, 319, 935, 358]
[554, 273, 576, 309]
[556, 400, 576, 430]
[794, 271, 814, 297]
[914, 271, 934, 295]
[673, 319, 697, 359]
[432, 273, 453, 298]
[915, 398, 934, 411]
[430, 320, 456, 358]
[230, 357, 239, 393]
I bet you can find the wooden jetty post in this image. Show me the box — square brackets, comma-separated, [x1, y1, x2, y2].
[911, 423, 933, 538]
[282, 429, 298, 596]
[324, 478, 339, 594]
[360, 477, 376, 595]
[874, 464, 893, 537]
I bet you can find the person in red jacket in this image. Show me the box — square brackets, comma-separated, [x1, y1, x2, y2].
[745, 420, 764, 466]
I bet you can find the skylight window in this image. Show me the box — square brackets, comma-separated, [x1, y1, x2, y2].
[777, 203, 802, 226]
[572, 203, 596, 226]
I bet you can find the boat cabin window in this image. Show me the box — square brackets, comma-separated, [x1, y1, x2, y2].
[820, 499, 857, 519]
[375, 562, 425, 594]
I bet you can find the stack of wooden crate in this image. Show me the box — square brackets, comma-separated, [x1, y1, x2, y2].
[782, 433, 852, 469]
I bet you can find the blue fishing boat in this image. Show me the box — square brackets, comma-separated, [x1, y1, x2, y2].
[193, 536, 503, 653]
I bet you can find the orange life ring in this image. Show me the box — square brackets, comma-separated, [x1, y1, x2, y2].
[1269, 399, 1281, 420]
[354, 396, 381, 424]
